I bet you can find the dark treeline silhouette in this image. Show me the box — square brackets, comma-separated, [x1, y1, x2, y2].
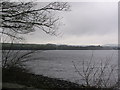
[2, 43, 118, 50]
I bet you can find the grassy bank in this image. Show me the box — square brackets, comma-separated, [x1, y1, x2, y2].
[2, 68, 115, 90]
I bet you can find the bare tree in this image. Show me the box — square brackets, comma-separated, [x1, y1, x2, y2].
[1, 1, 70, 70]
[1, 1, 70, 39]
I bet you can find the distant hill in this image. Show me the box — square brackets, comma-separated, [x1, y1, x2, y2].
[1, 43, 118, 50]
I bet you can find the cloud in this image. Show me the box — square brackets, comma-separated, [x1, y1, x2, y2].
[25, 2, 118, 45]
[61, 2, 117, 36]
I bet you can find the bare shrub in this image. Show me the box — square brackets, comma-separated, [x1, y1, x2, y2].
[72, 53, 118, 88]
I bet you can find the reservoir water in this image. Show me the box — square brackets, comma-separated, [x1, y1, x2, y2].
[26, 50, 118, 86]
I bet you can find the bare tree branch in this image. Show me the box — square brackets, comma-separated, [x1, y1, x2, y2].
[1, 1, 70, 39]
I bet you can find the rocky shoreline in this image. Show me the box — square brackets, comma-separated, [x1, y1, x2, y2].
[2, 68, 81, 89]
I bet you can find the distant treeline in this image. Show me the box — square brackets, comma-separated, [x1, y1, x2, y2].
[2, 43, 118, 50]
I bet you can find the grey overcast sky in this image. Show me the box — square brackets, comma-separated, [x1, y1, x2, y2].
[25, 2, 118, 45]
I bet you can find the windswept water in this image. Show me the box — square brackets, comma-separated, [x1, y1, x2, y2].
[26, 50, 118, 85]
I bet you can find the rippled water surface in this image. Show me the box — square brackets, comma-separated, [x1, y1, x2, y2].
[26, 50, 118, 85]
